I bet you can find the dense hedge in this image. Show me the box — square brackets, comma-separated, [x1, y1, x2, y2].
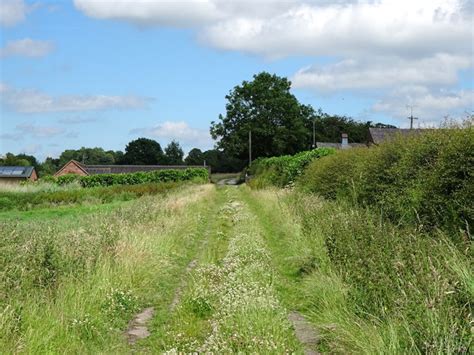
[79, 168, 209, 188]
[248, 148, 335, 187]
[299, 125, 473, 234]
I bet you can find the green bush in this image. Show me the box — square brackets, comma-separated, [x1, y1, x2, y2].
[56, 174, 81, 185]
[300, 126, 474, 234]
[249, 148, 335, 187]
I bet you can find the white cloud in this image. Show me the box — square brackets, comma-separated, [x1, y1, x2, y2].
[292, 54, 472, 92]
[74, 0, 222, 27]
[131, 121, 213, 147]
[16, 123, 65, 138]
[57, 116, 99, 124]
[373, 86, 474, 125]
[0, 83, 153, 113]
[0, 38, 54, 58]
[0, 0, 26, 27]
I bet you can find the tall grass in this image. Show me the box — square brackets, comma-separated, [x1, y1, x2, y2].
[244, 188, 472, 353]
[0, 184, 215, 353]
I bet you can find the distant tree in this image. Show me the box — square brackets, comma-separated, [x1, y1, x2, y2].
[39, 157, 61, 176]
[185, 148, 205, 165]
[203, 149, 245, 173]
[164, 140, 184, 165]
[122, 138, 165, 165]
[210, 72, 313, 162]
[58, 147, 120, 166]
[0, 153, 39, 167]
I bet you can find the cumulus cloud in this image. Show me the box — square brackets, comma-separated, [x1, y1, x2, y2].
[292, 54, 472, 93]
[74, 0, 472, 59]
[130, 121, 213, 147]
[373, 86, 474, 124]
[0, 0, 27, 27]
[73, 0, 473, 125]
[0, 83, 153, 113]
[57, 116, 99, 124]
[0, 38, 54, 58]
[74, 0, 222, 27]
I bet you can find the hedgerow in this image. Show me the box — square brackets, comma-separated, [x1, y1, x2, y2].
[248, 148, 335, 188]
[299, 122, 474, 235]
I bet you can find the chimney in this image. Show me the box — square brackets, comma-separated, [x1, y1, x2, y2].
[341, 133, 349, 149]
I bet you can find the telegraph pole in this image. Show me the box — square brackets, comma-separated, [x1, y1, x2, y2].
[248, 129, 252, 165]
[407, 105, 418, 129]
[312, 118, 316, 148]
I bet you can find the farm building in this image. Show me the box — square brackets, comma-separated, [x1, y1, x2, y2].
[0, 166, 38, 184]
[368, 128, 427, 145]
[54, 160, 211, 177]
[316, 133, 367, 150]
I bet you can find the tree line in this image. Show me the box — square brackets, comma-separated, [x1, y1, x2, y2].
[1, 72, 394, 176]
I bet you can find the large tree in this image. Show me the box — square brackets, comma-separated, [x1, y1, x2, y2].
[121, 138, 164, 165]
[210, 72, 313, 161]
[164, 140, 184, 165]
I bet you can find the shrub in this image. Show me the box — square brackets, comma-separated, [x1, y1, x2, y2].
[299, 126, 474, 234]
[80, 168, 208, 188]
[249, 148, 335, 188]
[57, 174, 81, 185]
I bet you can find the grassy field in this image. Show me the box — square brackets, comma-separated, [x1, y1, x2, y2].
[1, 148, 472, 353]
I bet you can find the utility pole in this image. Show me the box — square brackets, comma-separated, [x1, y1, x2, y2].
[312, 118, 316, 149]
[248, 129, 252, 165]
[407, 105, 418, 129]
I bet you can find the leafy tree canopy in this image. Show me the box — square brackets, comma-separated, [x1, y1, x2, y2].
[185, 148, 205, 166]
[58, 147, 122, 166]
[210, 72, 314, 161]
[164, 140, 184, 165]
[121, 138, 164, 165]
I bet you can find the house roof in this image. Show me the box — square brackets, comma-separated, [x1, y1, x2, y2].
[316, 142, 367, 149]
[0, 166, 35, 178]
[368, 128, 427, 145]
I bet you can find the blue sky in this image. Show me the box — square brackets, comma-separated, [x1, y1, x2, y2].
[1, 0, 472, 160]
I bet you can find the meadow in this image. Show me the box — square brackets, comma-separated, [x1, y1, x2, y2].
[0, 126, 472, 353]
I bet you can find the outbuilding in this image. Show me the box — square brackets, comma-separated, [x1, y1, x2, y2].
[0, 166, 38, 184]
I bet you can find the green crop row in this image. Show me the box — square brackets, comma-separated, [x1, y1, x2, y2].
[78, 168, 209, 188]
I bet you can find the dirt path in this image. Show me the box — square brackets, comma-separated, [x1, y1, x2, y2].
[134, 185, 319, 353]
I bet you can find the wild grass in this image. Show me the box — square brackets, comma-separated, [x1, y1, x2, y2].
[0, 181, 191, 212]
[243, 187, 472, 353]
[0, 184, 216, 353]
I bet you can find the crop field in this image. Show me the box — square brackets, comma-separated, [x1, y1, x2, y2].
[1, 128, 472, 354]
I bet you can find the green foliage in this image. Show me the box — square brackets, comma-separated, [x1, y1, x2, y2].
[185, 148, 205, 165]
[121, 137, 165, 165]
[56, 174, 82, 185]
[0, 182, 183, 212]
[79, 168, 209, 188]
[300, 126, 474, 234]
[164, 140, 184, 165]
[249, 148, 335, 187]
[58, 147, 122, 166]
[210, 72, 316, 161]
